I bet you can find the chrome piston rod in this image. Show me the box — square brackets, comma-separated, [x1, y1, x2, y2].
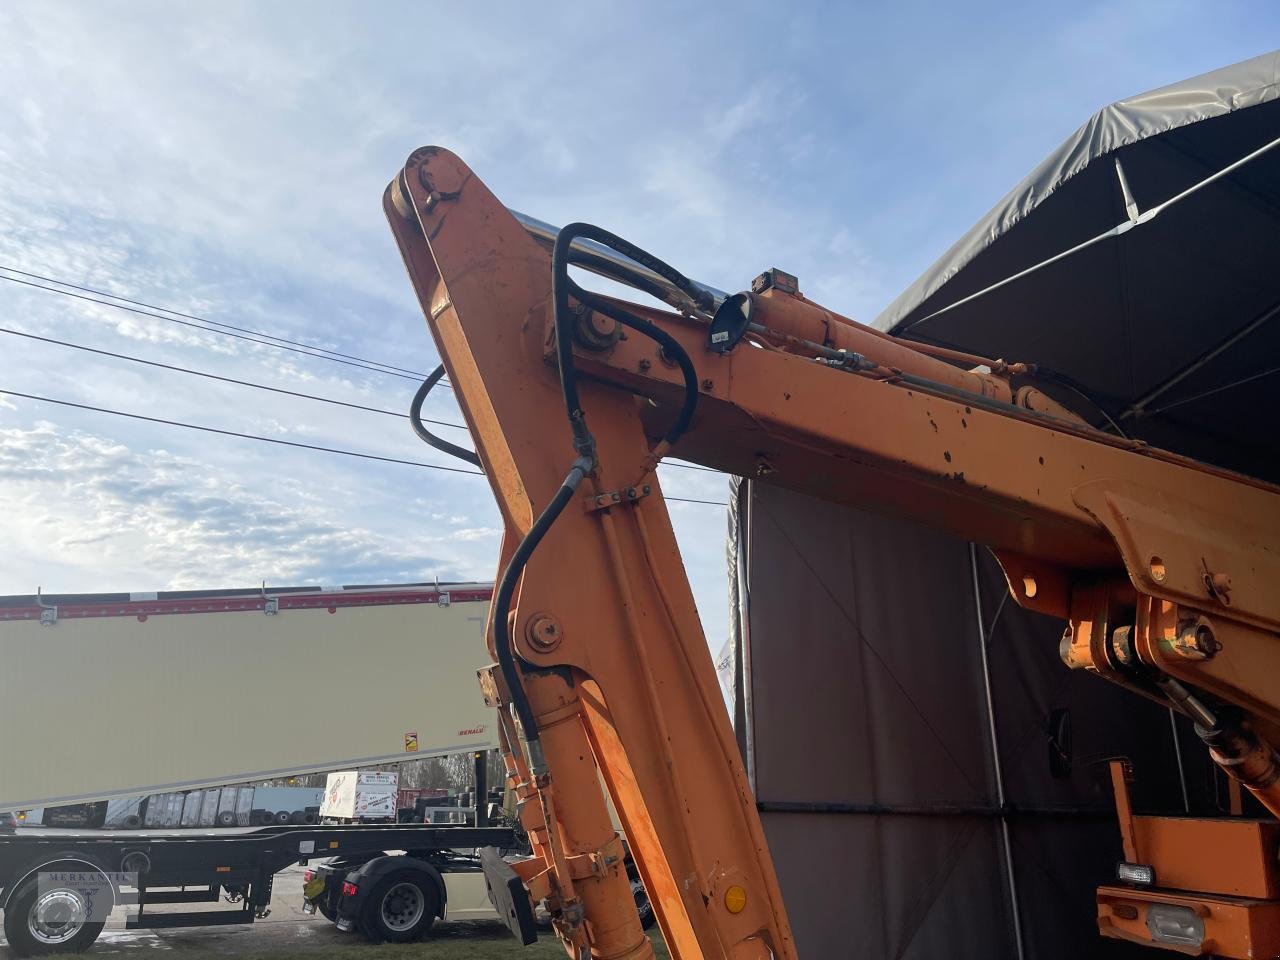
[509, 209, 728, 311]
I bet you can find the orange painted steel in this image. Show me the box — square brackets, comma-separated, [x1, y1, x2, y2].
[384, 148, 1280, 958]
[1129, 815, 1280, 899]
[1097, 885, 1280, 958]
[738, 284, 1086, 422]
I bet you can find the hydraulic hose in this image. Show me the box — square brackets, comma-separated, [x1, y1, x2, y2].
[495, 221, 701, 772]
[576, 289, 699, 448]
[410, 364, 482, 468]
[492, 456, 593, 774]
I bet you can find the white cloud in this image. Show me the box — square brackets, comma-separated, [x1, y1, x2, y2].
[0, 421, 457, 589]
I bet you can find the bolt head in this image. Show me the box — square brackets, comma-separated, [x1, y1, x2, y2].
[527, 614, 563, 652]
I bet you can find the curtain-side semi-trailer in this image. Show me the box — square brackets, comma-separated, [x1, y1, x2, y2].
[0, 582, 517, 955]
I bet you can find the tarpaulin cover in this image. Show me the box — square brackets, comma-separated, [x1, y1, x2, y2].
[726, 481, 1216, 958]
[719, 54, 1273, 956]
[874, 49, 1280, 483]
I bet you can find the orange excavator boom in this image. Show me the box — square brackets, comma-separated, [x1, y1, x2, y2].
[385, 147, 1280, 959]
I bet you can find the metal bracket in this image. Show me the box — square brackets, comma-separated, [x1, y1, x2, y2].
[564, 833, 626, 880]
[584, 483, 652, 513]
[477, 665, 502, 708]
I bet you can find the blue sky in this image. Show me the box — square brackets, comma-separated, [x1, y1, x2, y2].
[0, 1, 1274, 645]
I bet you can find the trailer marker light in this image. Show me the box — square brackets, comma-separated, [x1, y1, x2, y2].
[342, 881, 359, 897]
[1146, 904, 1204, 948]
[216, 866, 231, 873]
[1117, 862, 1155, 885]
[724, 885, 747, 914]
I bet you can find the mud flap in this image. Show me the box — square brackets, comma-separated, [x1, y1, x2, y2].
[480, 847, 538, 945]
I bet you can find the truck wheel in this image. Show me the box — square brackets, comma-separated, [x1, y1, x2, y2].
[215, 811, 236, 827]
[359, 873, 438, 943]
[274, 811, 292, 825]
[631, 876, 655, 931]
[289, 810, 306, 825]
[255, 810, 275, 826]
[120, 814, 142, 830]
[2, 876, 107, 956]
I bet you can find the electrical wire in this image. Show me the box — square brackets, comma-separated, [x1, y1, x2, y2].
[0, 388, 484, 475]
[0, 263, 433, 379]
[0, 388, 728, 505]
[0, 272, 449, 386]
[0, 325, 467, 431]
[1, 325, 731, 468]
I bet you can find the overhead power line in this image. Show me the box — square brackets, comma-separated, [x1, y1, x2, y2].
[0, 388, 728, 506]
[0, 326, 467, 431]
[0, 271, 447, 386]
[2, 324, 723, 474]
[0, 263, 433, 379]
[0, 388, 482, 474]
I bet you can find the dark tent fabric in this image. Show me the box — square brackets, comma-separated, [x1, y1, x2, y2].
[717, 53, 1274, 956]
[874, 49, 1280, 484]
[725, 480, 1218, 958]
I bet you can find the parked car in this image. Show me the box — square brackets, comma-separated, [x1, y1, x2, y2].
[0, 812, 16, 835]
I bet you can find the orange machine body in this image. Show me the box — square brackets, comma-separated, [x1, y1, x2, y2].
[385, 147, 1280, 959]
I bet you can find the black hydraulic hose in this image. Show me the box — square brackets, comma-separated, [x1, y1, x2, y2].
[495, 221, 701, 771]
[577, 289, 699, 447]
[568, 248, 681, 310]
[492, 457, 592, 774]
[1029, 366, 1130, 439]
[557, 222, 713, 313]
[409, 365, 483, 468]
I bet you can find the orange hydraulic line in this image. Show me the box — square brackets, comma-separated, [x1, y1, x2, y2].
[740, 286, 1086, 422]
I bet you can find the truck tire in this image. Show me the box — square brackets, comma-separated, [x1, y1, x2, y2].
[274, 810, 292, 825]
[120, 814, 142, 830]
[216, 811, 237, 827]
[289, 810, 306, 825]
[630, 876, 655, 931]
[302, 811, 319, 825]
[255, 810, 276, 826]
[358, 872, 439, 943]
[2, 875, 107, 956]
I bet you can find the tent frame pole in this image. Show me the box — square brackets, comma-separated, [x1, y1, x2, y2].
[970, 543, 1027, 960]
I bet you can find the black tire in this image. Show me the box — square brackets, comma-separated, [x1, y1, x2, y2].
[255, 810, 276, 826]
[120, 814, 142, 830]
[2, 876, 108, 956]
[302, 811, 319, 825]
[289, 810, 306, 825]
[216, 811, 237, 828]
[630, 875, 655, 931]
[358, 873, 439, 943]
[274, 810, 292, 825]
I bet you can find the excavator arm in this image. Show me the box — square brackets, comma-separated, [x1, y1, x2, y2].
[385, 147, 1280, 959]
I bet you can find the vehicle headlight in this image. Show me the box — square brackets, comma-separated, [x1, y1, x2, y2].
[1117, 862, 1155, 885]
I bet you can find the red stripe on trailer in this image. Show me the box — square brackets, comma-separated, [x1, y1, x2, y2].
[0, 587, 493, 622]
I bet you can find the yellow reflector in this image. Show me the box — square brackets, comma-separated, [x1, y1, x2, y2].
[724, 885, 747, 914]
[329, 841, 339, 849]
[216, 866, 231, 873]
